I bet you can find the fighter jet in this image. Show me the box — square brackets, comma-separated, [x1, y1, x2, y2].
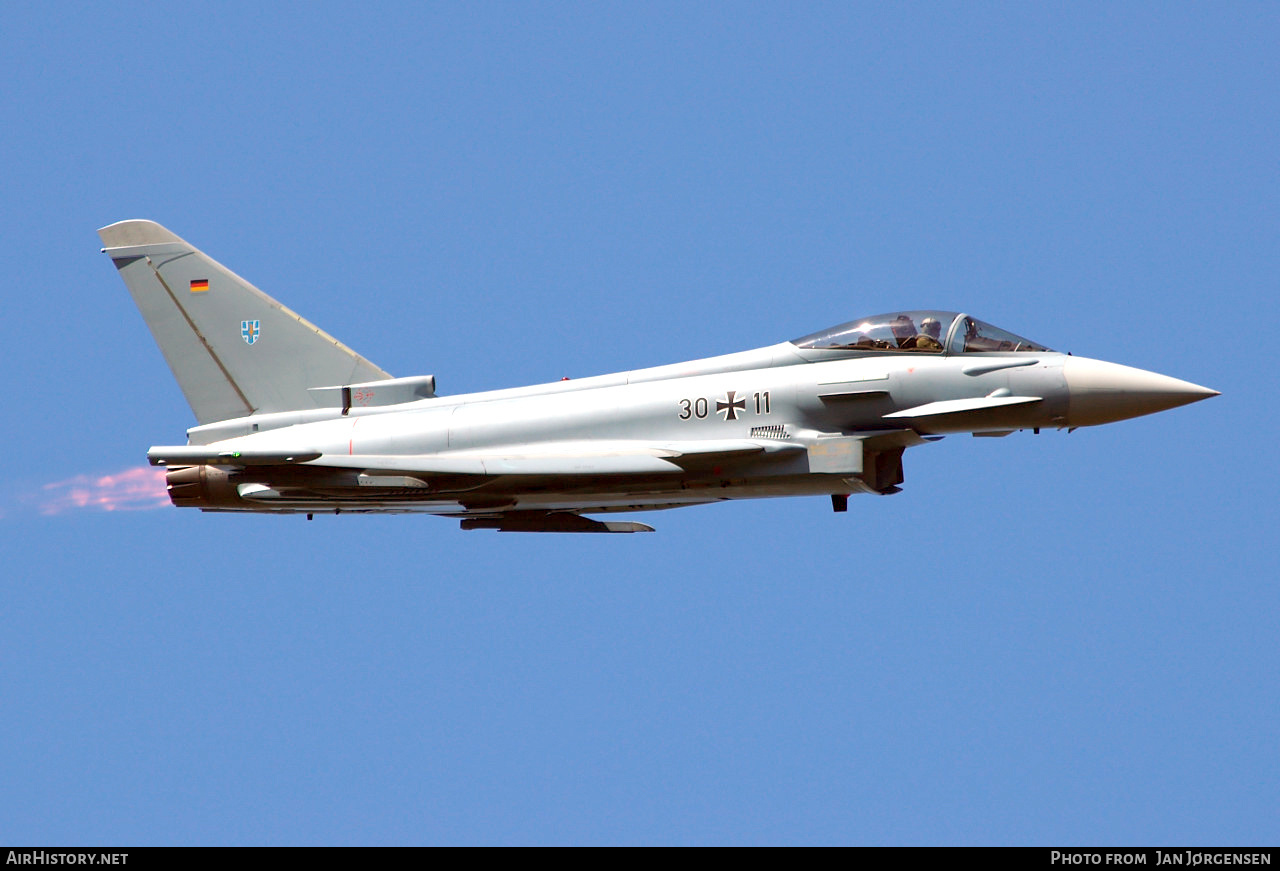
[100, 219, 1218, 533]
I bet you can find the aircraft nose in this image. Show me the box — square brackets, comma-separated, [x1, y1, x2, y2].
[1063, 356, 1219, 427]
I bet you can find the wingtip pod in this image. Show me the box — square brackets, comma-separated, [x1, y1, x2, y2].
[147, 445, 323, 467]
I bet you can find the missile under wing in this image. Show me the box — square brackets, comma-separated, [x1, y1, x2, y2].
[100, 220, 1218, 532]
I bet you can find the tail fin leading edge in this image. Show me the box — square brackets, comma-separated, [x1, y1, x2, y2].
[99, 220, 392, 425]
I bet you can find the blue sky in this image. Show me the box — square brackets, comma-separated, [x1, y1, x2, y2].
[1, 2, 1275, 845]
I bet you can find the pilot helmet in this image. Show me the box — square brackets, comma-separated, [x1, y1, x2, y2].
[891, 314, 915, 338]
[920, 317, 942, 338]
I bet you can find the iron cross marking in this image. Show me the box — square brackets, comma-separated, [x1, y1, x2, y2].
[716, 390, 747, 421]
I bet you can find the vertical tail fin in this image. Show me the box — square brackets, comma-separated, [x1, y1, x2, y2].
[99, 220, 392, 425]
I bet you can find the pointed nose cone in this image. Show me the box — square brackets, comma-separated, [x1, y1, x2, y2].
[1063, 357, 1219, 427]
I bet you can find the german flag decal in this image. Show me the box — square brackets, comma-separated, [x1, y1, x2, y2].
[189, 279, 209, 293]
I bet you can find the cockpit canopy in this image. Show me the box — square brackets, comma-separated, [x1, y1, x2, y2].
[791, 311, 1052, 355]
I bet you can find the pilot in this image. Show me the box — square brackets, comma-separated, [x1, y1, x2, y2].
[915, 317, 944, 351]
[891, 315, 918, 349]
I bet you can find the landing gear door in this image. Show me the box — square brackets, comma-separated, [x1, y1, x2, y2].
[807, 437, 864, 474]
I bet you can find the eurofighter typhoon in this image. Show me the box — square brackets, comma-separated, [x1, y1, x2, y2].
[101, 220, 1218, 533]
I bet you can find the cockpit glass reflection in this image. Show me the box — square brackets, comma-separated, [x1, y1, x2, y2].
[954, 316, 1052, 353]
[791, 311, 1051, 354]
[792, 311, 955, 353]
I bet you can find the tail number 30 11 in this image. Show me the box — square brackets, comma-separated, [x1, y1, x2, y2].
[678, 391, 771, 421]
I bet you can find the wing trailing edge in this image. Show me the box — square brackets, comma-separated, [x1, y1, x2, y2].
[312, 439, 801, 477]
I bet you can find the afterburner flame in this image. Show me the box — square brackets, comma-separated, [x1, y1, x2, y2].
[38, 466, 170, 515]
